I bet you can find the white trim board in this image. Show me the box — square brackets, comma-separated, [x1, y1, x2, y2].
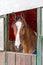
[0, 0, 43, 15]
[0, 18, 4, 50]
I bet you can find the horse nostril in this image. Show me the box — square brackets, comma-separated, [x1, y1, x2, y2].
[15, 46, 17, 49]
[15, 46, 19, 51]
[19, 44, 23, 52]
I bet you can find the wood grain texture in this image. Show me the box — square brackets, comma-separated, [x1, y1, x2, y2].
[16, 54, 36, 65]
[0, 52, 5, 65]
[6, 52, 16, 65]
[16, 54, 21, 65]
[25, 55, 32, 65]
[20, 54, 25, 65]
[4, 52, 36, 65]
[32, 55, 36, 65]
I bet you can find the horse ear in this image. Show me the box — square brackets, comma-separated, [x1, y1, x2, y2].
[11, 12, 16, 29]
[21, 12, 25, 18]
[21, 12, 28, 28]
[12, 12, 16, 20]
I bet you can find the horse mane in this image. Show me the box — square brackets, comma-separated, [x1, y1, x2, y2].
[26, 25, 37, 49]
[20, 16, 37, 53]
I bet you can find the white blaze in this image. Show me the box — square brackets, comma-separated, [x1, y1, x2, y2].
[15, 21, 22, 48]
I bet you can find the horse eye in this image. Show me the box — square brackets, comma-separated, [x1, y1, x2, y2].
[22, 24, 25, 28]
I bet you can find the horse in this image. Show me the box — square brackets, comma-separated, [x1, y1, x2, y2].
[12, 13, 37, 53]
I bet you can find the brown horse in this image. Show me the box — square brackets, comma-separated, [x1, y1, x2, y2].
[12, 13, 37, 53]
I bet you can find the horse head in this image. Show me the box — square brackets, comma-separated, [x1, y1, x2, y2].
[12, 13, 37, 53]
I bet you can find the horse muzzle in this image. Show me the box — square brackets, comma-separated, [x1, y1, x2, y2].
[14, 44, 23, 52]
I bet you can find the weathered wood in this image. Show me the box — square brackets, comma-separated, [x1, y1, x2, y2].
[6, 52, 16, 65]
[37, 8, 41, 65]
[4, 52, 36, 65]
[25, 55, 32, 65]
[20, 54, 25, 65]
[0, 52, 5, 65]
[16, 54, 21, 65]
[16, 53, 36, 65]
[41, 39, 43, 65]
[32, 55, 36, 65]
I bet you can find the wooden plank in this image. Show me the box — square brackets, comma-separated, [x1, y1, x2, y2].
[20, 54, 25, 65]
[41, 8, 43, 35]
[32, 55, 36, 65]
[37, 8, 41, 65]
[4, 15, 8, 51]
[16, 54, 20, 65]
[16, 53, 35, 65]
[41, 39, 43, 65]
[37, 8, 41, 35]
[25, 55, 32, 65]
[6, 52, 15, 65]
[5, 52, 36, 65]
[0, 52, 5, 65]
[0, 18, 4, 50]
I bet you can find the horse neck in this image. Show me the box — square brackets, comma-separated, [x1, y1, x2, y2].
[21, 26, 36, 53]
